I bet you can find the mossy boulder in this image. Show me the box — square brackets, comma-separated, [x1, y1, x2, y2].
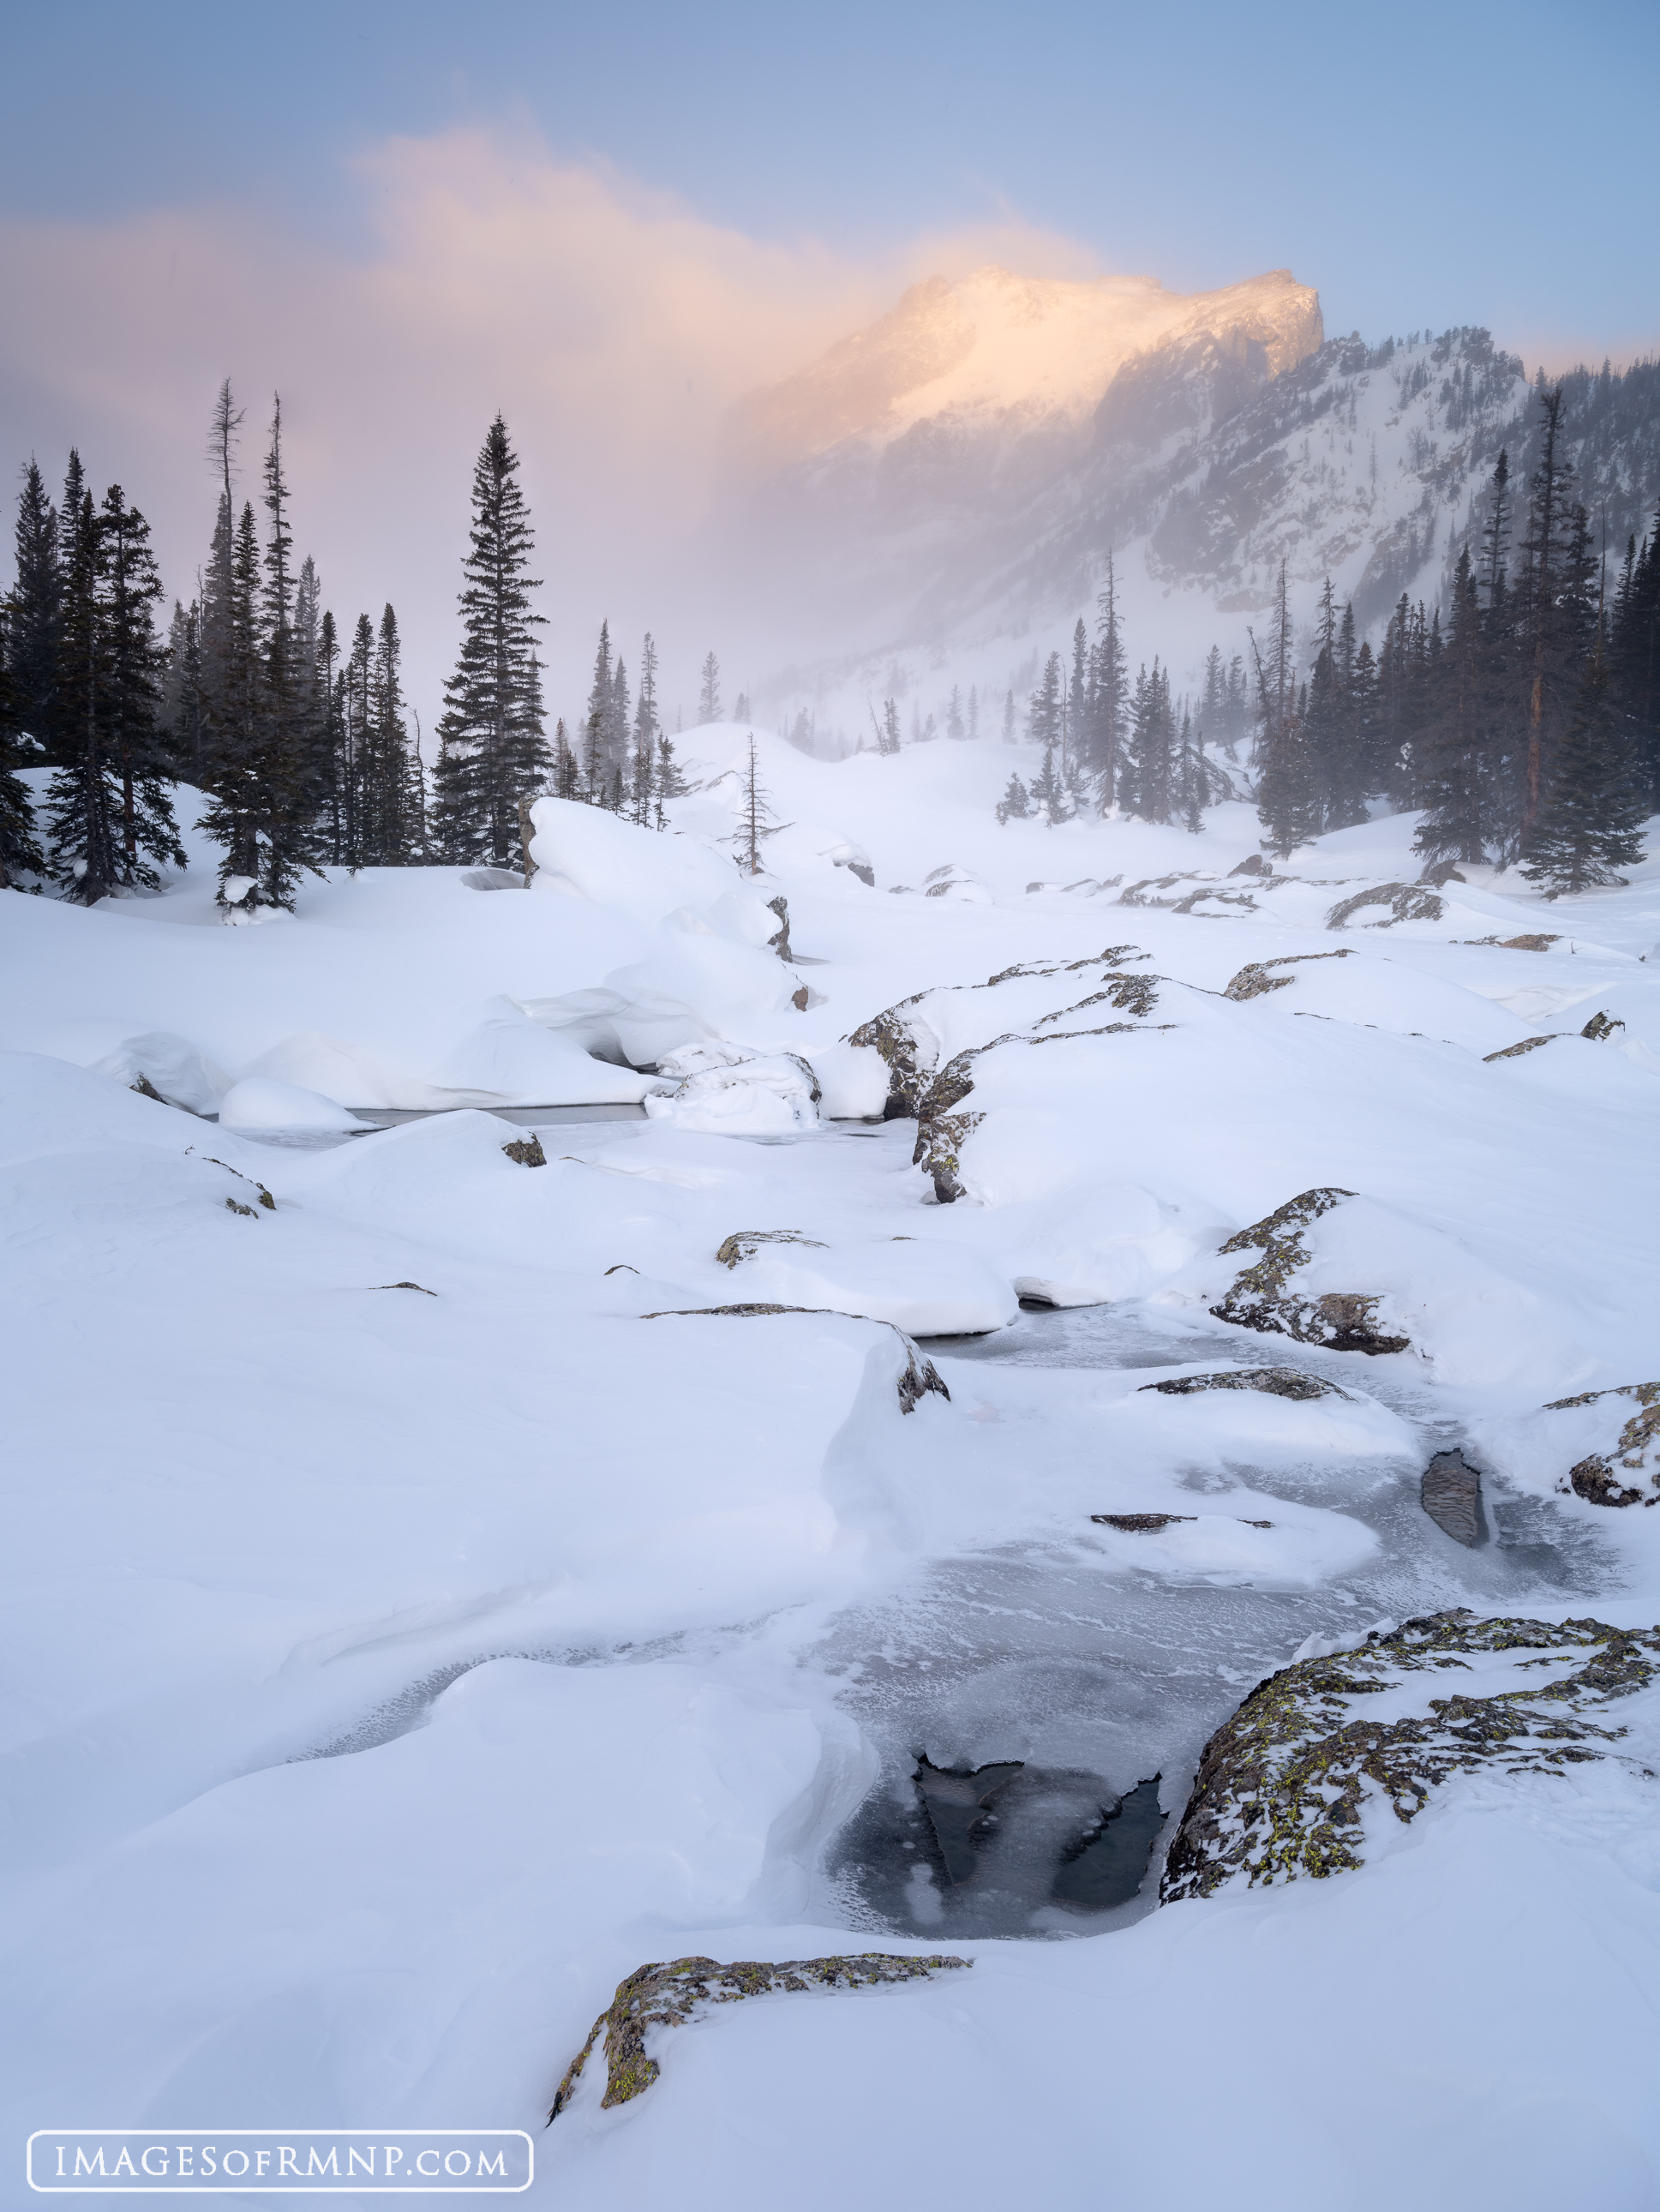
[549, 1951, 971, 2118]
[1162, 1610, 1660, 1901]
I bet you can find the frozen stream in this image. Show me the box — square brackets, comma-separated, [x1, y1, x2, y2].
[808, 1299, 1609, 1942]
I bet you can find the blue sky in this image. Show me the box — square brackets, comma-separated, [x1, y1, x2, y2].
[3, 0, 1656, 722]
[5, 0, 1657, 358]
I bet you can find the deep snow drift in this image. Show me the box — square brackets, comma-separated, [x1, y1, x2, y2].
[3, 723, 1660, 2211]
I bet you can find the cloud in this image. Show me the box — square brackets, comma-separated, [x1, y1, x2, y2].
[0, 125, 1096, 719]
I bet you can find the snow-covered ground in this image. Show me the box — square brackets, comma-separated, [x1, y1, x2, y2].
[4, 726, 1660, 2210]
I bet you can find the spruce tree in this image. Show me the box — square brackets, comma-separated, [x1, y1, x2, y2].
[1519, 385, 1577, 831]
[995, 771, 1032, 823]
[551, 717, 580, 800]
[880, 698, 902, 754]
[728, 734, 785, 870]
[1414, 549, 1490, 866]
[47, 482, 184, 900]
[1252, 566, 1319, 855]
[9, 459, 61, 761]
[1091, 553, 1128, 806]
[630, 632, 661, 824]
[1521, 643, 1647, 894]
[698, 651, 722, 724]
[654, 729, 689, 828]
[1001, 689, 1016, 743]
[0, 605, 44, 885]
[1028, 651, 1063, 750]
[431, 415, 550, 864]
[1609, 510, 1660, 812]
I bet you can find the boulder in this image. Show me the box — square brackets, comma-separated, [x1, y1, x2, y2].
[500, 1133, 547, 1167]
[1140, 1367, 1343, 1401]
[1208, 1189, 1410, 1355]
[1222, 950, 1353, 1003]
[549, 1952, 970, 2119]
[1420, 1448, 1484, 1544]
[1161, 1610, 1660, 1901]
[1326, 882, 1445, 928]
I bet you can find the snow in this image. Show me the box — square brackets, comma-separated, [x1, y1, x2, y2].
[218, 1076, 374, 1132]
[3, 726, 1660, 2207]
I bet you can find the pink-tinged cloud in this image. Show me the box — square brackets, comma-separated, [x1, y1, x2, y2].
[0, 126, 1099, 721]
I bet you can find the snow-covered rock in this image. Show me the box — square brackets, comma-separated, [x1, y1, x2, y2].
[217, 1077, 372, 1133]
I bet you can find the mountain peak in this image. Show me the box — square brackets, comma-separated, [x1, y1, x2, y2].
[728, 266, 1322, 476]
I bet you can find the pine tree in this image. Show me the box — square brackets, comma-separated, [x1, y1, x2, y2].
[359, 603, 413, 862]
[1521, 642, 1647, 895]
[0, 603, 44, 885]
[1519, 385, 1577, 831]
[946, 685, 965, 740]
[1609, 511, 1660, 812]
[431, 415, 550, 864]
[159, 599, 207, 781]
[968, 685, 980, 740]
[1028, 651, 1063, 750]
[728, 733, 785, 870]
[995, 772, 1031, 824]
[1091, 553, 1128, 806]
[655, 730, 689, 828]
[315, 609, 346, 864]
[580, 707, 605, 801]
[698, 651, 722, 724]
[630, 632, 661, 824]
[9, 459, 61, 762]
[198, 381, 244, 767]
[1001, 688, 1016, 743]
[609, 653, 631, 775]
[1251, 565, 1319, 855]
[551, 717, 580, 800]
[46, 481, 184, 900]
[1414, 549, 1491, 866]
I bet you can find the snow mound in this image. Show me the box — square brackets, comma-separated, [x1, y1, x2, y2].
[218, 1078, 372, 1133]
[718, 1232, 1017, 1337]
[646, 1040, 823, 1136]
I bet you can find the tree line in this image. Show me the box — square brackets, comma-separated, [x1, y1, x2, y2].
[992, 383, 1656, 896]
[0, 392, 724, 905]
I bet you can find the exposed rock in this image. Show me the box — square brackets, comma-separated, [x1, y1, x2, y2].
[1161, 1610, 1660, 1902]
[1581, 1010, 1626, 1041]
[716, 1228, 828, 1269]
[766, 894, 793, 962]
[1222, 950, 1354, 1003]
[1141, 1367, 1343, 1401]
[846, 995, 941, 1118]
[1034, 969, 1160, 1021]
[1092, 1511, 1273, 1531]
[549, 1951, 971, 2118]
[791, 984, 810, 1011]
[1569, 1457, 1649, 1508]
[638, 1304, 950, 1413]
[201, 1155, 276, 1210]
[1546, 1381, 1660, 1506]
[1416, 860, 1466, 887]
[1228, 853, 1268, 877]
[842, 860, 875, 887]
[1463, 932, 1560, 950]
[1483, 1034, 1560, 1061]
[1119, 871, 1216, 908]
[1208, 1188, 1409, 1354]
[1420, 1448, 1484, 1545]
[501, 1133, 548, 1167]
[129, 1073, 165, 1103]
[224, 1197, 259, 1218]
[379, 1280, 437, 1295]
[1326, 882, 1446, 929]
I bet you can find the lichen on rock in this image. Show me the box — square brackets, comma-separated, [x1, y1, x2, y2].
[501, 1133, 548, 1167]
[1222, 950, 1354, 1003]
[1141, 1367, 1343, 1401]
[1483, 1034, 1561, 1062]
[1208, 1188, 1408, 1355]
[1326, 882, 1445, 929]
[548, 1951, 972, 2119]
[716, 1228, 828, 1269]
[1545, 1381, 1660, 1506]
[1161, 1610, 1660, 1902]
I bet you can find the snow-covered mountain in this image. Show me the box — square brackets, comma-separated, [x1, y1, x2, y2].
[716, 267, 1660, 733]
